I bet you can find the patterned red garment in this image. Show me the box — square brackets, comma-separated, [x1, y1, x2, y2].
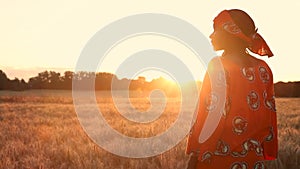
[186, 56, 278, 169]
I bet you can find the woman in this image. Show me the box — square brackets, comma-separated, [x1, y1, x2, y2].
[186, 9, 278, 169]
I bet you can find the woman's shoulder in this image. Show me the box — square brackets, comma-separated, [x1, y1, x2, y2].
[208, 56, 223, 65]
[249, 55, 274, 81]
[250, 55, 272, 70]
[207, 56, 224, 71]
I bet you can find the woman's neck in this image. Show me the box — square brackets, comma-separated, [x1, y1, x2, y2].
[222, 48, 247, 57]
[222, 48, 256, 66]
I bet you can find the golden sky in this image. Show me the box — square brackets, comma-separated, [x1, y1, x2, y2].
[0, 0, 299, 82]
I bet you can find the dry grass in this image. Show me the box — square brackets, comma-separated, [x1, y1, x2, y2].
[266, 98, 300, 169]
[0, 90, 299, 169]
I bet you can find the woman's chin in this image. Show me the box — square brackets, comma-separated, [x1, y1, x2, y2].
[213, 46, 222, 51]
[211, 42, 221, 51]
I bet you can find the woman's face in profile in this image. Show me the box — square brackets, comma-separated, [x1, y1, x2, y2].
[209, 22, 228, 51]
[209, 28, 225, 51]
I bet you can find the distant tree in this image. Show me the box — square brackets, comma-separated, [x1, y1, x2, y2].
[95, 72, 116, 90]
[20, 79, 27, 90]
[28, 76, 41, 89]
[48, 71, 62, 89]
[274, 81, 300, 97]
[38, 71, 51, 89]
[0, 70, 9, 90]
[115, 78, 130, 90]
[61, 71, 74, 89]
[28, 71, 47, 89]
[294, 82, 300, 97]
[9, 78, 24, 91]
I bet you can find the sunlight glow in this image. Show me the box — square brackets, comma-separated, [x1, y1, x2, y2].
[0, 1, 299, 82]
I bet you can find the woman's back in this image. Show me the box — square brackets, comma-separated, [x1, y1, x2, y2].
[186, 9, 277, 169]
[219, 55, 276, 154]
[186, 55, 277, 169]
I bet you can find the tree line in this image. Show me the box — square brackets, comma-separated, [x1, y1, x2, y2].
[0, 70, 299, 97]
[274, 81, 300, 97]
[0, 70, 182, 95]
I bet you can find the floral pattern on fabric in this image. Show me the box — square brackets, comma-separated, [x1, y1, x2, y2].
[265, 127, 274, 142]
[263, 91, 276, 112]
[201, 151, 213, 163]
[216, 70, 230, 87]
[232, 116, 248, 135]
[231, 139, 263, 158]
[253, 161, 266, 169]
[241, 67, 255, 81]
[247, 91, 260, 111]
[230, 162, 248, 169]
[214, 140, 231, 156]
[222, 97, 231, 117]
[258, 66, 270, 83]
[206, 92, 219, 112]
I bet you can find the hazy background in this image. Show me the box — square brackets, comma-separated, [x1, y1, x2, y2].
[1, 0, 299, 82]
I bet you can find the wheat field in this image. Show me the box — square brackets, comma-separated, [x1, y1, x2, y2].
[0, 90, 299, 169]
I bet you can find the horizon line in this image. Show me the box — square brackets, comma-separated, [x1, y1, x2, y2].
[0, 66, 298, 84]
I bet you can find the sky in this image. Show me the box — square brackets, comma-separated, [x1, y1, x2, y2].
[0, 0, 299, 83]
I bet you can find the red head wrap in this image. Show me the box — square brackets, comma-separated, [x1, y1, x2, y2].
[214, 10, 273, 57]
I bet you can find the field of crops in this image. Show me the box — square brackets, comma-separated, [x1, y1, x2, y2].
[0, 90, 299, 169]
